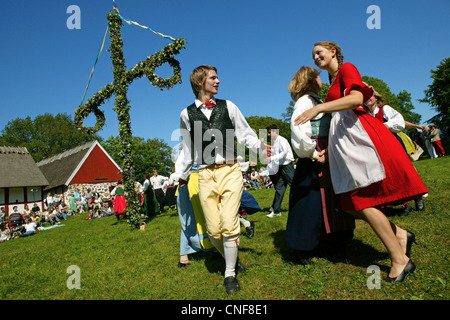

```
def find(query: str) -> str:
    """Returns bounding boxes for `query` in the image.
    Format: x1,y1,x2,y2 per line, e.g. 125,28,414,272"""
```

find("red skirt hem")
340,109,428,212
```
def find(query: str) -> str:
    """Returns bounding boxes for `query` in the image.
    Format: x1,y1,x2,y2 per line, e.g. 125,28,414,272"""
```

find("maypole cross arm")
74,12,186,134
74,12,186,229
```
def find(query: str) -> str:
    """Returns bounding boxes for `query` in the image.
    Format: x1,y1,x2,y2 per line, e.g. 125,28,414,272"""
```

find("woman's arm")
405,121,425,131
294,90,364,125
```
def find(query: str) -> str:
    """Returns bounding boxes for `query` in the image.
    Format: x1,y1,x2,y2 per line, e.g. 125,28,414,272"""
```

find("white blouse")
369,104,405,133
290,93,323,160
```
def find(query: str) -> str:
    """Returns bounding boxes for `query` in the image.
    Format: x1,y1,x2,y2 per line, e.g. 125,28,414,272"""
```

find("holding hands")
313,149,327,164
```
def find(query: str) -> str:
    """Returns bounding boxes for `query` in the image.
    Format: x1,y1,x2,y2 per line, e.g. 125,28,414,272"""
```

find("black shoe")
415,198,425,211
405,231,416,258
245,221,255,239
178,262,188,268
235,259,246,274
224,276,240,294
398,203,413,217
385,260,416,283
295,251,313,265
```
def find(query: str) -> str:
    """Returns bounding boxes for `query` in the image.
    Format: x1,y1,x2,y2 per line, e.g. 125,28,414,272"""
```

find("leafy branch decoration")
75,12,186,229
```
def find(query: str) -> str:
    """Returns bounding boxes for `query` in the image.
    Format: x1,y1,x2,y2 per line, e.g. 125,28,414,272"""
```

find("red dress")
325,63,428,211
113,186,127,214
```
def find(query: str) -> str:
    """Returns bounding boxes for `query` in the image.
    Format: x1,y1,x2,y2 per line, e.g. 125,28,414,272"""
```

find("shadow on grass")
109,208,179,226
270,229,389,271
186,246,261,277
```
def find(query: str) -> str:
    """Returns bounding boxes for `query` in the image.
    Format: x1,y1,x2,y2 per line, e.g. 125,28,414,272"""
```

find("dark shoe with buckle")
224,276,240,294
398,203,413,217
385,260,416,283
245,221,255,239
415,198,425,211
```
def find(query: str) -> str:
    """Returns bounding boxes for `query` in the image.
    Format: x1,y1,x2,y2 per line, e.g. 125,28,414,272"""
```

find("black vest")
186,99,237,165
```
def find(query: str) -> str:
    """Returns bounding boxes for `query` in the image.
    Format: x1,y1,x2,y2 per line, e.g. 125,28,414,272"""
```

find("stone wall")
66,182,118,199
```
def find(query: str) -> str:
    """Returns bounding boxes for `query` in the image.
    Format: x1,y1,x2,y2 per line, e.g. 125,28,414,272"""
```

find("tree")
242,116,291,169
0,113,102,162
101,135,173,183
420,57,450,129
362,76,421,125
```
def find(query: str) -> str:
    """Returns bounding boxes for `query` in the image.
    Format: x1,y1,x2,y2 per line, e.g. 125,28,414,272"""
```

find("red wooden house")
37,140,122,201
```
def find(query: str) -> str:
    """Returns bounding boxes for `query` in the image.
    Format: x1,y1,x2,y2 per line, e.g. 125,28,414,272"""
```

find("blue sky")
1,0,449,149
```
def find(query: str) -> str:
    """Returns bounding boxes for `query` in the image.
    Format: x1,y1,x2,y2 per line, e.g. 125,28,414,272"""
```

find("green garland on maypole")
74,11,186,229
108,12,140,229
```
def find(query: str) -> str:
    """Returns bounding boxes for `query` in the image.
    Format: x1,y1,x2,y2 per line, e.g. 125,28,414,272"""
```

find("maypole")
74,4,186,229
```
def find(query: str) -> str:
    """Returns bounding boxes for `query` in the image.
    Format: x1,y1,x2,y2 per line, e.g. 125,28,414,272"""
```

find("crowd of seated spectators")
242,166,273,191
0,189,115,242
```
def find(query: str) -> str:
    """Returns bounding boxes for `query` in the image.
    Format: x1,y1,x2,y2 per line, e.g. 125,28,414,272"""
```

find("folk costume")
141,178,159,217
150,174,167,212
368,104,408,153
180,98,261,280
111,184,126,218
286,93,354,253
368,103,426,213
266,132,295,216
429,126,446,157
175,150,213,263
325,63,427,211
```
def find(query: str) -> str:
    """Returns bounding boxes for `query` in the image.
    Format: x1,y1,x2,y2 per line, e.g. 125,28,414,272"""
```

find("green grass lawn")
0,156,449,301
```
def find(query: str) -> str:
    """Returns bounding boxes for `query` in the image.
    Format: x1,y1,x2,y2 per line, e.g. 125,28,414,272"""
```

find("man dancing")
178,65,266,294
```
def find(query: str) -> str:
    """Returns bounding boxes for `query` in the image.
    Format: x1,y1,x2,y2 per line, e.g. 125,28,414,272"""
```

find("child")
1,225,10,242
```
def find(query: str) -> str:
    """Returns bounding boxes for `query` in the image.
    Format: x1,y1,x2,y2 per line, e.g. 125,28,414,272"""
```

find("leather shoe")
415,198,425,211
224,276,240,294
385,260,416,283
398,203,412,217
405,231,416,258
245,221,255,239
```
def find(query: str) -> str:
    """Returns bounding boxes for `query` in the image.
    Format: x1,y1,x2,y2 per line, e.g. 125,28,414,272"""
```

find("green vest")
186,99,237,165
308,95,331,138
310,113,331,137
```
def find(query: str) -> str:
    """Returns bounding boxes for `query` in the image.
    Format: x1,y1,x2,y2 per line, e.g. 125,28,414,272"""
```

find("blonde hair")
288,66,321,101
190,65,217,97
313,41,344,82
372,90,386,107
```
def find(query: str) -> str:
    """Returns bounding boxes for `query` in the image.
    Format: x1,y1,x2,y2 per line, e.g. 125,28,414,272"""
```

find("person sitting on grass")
43,210,58,225
22,217,38,237
30,211,43,228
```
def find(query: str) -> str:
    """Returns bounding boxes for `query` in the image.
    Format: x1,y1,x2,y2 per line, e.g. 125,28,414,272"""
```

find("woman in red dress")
112,180,127,219
294,41,428,283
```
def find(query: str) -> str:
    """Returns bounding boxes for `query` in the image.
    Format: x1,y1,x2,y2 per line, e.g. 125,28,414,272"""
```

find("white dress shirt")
150,175,167,190
369,105,405,133
268,134,294,169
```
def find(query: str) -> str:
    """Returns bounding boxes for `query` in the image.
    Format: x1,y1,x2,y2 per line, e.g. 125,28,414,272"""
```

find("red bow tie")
204,99,216,108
